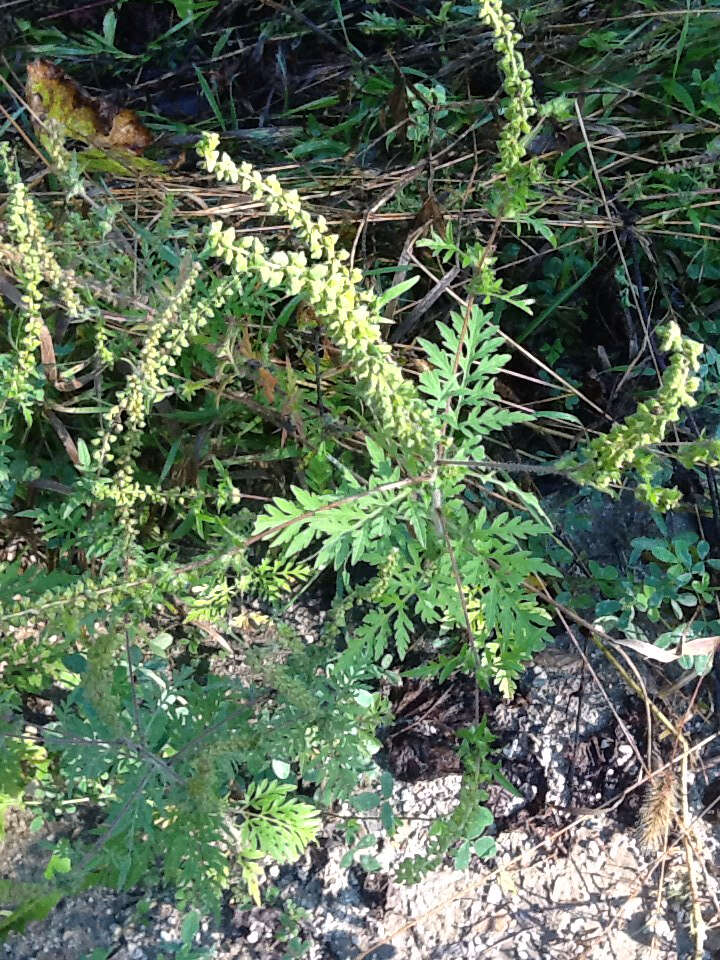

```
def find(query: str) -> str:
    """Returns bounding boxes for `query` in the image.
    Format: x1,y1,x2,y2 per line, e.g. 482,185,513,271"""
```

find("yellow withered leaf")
27,60,152,152
26,60,162,175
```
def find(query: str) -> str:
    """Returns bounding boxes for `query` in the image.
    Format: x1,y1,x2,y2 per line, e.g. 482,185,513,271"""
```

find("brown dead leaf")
26,60,152,153
38,322,57,384
36,320,95,392
235,326,280,404
238,325,256,360
296,302,320,329
381,74,409,143
43,408,79,466
258,366,278,404
281,355,306,444
412,193,445,232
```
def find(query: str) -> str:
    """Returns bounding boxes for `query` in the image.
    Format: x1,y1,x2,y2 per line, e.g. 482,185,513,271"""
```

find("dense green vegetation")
1,0,720,955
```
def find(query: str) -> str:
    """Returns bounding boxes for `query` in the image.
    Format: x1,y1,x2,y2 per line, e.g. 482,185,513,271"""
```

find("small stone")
652,917,672,940
551,874,576,903
586,840,601,859
486,882,503,906
491,913,510,933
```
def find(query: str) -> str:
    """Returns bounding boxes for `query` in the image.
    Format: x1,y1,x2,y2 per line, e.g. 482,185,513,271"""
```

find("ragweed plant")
0,142,83,418
477,0,541,211
568,322,704,510
0,117,559,932
2,0,720,946
197,131,439,463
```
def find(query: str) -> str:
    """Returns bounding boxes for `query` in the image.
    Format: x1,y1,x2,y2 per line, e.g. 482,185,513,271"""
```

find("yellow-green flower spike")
197,132,438,462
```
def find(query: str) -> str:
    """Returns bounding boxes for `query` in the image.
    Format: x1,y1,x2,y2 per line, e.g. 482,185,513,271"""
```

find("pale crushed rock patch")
268,636,720,960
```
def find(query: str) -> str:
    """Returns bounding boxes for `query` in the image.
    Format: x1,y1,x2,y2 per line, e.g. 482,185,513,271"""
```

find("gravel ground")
3,629,720,960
